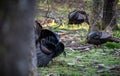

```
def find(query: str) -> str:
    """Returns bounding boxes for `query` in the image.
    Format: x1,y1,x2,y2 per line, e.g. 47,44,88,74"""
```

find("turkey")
68,10,89,25
34,21,65,67
86,31,120,46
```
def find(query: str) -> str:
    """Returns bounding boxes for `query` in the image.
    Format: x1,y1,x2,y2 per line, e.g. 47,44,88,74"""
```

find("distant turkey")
68,10,89,25
86,31,120,46
34,21,65,67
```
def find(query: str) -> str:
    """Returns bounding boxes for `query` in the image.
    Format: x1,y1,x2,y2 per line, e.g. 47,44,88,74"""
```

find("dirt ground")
58,29,93,52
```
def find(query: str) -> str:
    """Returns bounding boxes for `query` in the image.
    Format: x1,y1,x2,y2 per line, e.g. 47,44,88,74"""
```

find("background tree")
102,0,119,31
90,0,119,33
89,0,104,32
0,0,37,76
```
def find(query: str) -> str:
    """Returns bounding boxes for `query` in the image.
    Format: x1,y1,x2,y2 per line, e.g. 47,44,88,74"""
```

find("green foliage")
113,30,120,38
79,38,86,43
104,42,120,48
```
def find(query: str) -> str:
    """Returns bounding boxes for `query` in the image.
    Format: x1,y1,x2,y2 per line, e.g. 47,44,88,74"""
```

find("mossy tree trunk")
102,0,119,31
0,0,37,76
89,0,104,32
90,0,119,33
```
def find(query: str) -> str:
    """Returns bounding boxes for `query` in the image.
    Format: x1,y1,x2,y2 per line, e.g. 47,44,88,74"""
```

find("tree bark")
89,0,104,32
90,0,119,33
102,0,119,30
0,0,37,76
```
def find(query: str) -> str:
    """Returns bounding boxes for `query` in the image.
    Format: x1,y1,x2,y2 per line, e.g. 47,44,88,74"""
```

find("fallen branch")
66,45,93,50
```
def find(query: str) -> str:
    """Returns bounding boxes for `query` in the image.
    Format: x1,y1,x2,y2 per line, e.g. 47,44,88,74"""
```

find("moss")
113,30,120,38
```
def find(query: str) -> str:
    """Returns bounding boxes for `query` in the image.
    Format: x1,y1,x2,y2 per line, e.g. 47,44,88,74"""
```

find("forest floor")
37,1,120,76
38,25,120,76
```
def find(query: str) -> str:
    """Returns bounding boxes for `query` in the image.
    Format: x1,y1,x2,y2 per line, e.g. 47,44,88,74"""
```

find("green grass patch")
113,30,120,38
79,38,86,43
38,48,120,76
104,42,120,48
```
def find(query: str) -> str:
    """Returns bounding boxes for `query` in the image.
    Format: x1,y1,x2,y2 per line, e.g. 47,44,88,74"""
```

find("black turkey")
34,21,65,67
68,10,89,25
86,31,120,46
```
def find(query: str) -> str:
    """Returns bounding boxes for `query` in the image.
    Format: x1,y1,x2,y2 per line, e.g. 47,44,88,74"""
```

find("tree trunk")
102,0,119,31
0,0,37,76
89,0,104,32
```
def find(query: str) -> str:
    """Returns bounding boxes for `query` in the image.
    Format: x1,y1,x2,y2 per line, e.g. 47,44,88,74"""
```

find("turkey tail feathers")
108,37,120,43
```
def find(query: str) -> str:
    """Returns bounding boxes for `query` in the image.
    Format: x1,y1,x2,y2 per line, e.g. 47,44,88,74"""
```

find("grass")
37,23,120,76
37,2,120,76
38,47,120,76
104,42,120,48
113,30,120,38
37,17,120,76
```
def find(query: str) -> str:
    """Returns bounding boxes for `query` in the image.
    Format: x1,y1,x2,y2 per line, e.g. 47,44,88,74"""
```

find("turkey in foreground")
86,31,120,46
34,21,65,67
